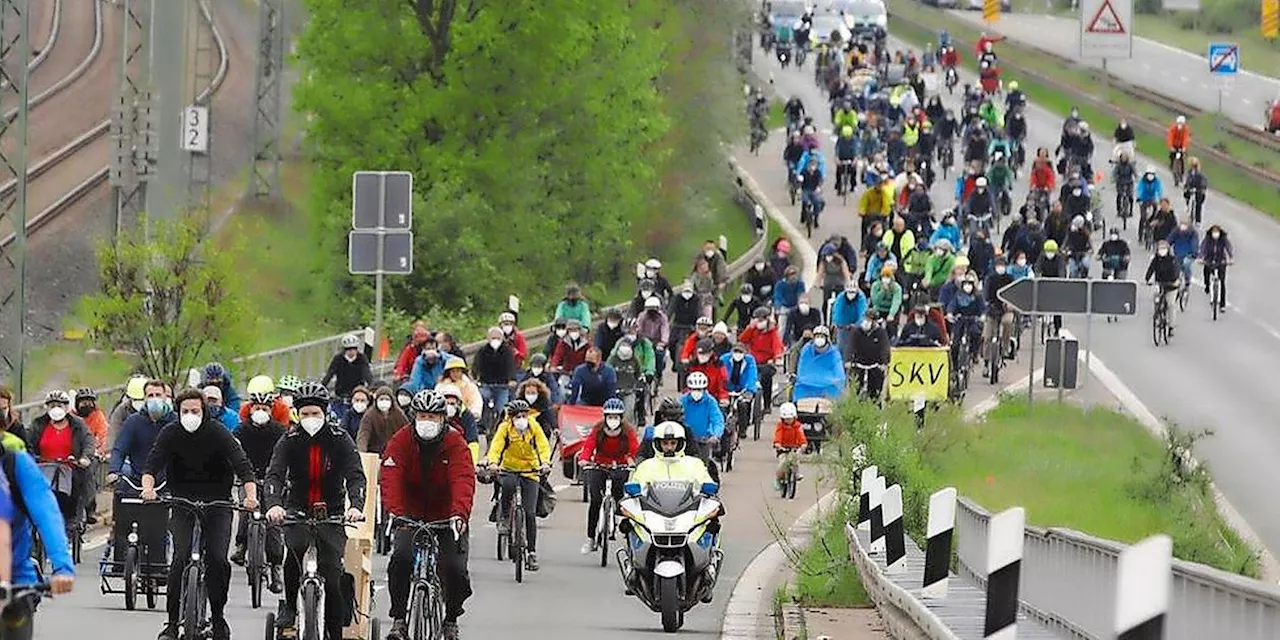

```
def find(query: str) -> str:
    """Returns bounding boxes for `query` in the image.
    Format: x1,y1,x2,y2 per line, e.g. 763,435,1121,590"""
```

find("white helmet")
975,176,988,188
1144,165,1156,175
779,402,798,420
644,258,662,270
498,311,516,324
1175,115,1186,125
687,371,709,390
436,383,462,400
653,421,687,457
644,296,661,309
341,334,361,349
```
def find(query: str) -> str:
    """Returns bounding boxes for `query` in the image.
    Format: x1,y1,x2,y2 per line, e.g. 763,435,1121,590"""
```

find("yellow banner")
984,0,1001,23
1265,0,1279,39
887,347,951,402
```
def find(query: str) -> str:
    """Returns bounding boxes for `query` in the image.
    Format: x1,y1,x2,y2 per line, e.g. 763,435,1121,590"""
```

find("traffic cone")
378,336,391,361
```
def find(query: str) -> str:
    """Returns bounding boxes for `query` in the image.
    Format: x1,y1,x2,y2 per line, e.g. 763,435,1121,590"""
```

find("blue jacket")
834,136,857,160
720,353,760,394
937,279,961,311
1136,176,1163,202
865,254,897,284
406,353,450,394
794,342,846,401
772,278,807,309
207,372,242,413
110,411,174,479
212,406,240,431
680,393,725,441
929,223,962,250
1167,227,1200,259
830,290,868,326
7,450,73,582
569,363,618,406
339,409,363,439
794,150,827,179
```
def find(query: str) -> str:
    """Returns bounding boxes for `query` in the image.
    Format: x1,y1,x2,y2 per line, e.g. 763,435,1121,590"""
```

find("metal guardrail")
953,496,1280,640
12,167,769,422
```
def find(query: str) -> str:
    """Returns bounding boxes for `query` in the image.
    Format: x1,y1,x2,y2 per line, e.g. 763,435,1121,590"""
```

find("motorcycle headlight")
305,557,318,574
127,532,138,544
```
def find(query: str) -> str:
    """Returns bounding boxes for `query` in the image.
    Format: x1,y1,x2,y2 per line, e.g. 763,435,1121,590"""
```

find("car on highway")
810,13,853,44
963,0,1013,11
838,0,888,39
767,0,807,27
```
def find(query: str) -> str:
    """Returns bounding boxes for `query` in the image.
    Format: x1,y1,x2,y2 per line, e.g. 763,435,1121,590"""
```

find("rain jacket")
925,252,957,288
720,353,761,395
486,418,552,479
929,223,961,250
794,342,846,401
772,278,807,309
554,298,592,326
1167,227,1200,260
406,352,448,393
773,419,808,450
5,449,74,583
831,290,868,327
679,392,725,441
869,279,904,318
795,149,828,179
1136,176,1163,203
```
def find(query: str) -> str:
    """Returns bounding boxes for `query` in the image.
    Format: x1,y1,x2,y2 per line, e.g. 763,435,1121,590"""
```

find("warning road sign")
1208,43,1239,75
1080,0,1133,58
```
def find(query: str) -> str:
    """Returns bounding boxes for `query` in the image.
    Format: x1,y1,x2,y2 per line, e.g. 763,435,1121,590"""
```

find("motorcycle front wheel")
660,576,682,633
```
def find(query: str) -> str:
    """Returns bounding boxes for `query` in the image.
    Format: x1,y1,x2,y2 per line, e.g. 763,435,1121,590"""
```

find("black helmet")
410,390,447,415
505,399,531,415
656,396,685,423
752,306,771,319
74,388,96,402
696,338,715,353
529,353,548,368
203,362,226,381
739,283,753,295
293,381,330,411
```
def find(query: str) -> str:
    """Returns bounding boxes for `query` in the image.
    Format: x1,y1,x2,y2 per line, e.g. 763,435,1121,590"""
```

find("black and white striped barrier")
1114,535,1172,640
868,475,887,555
983,507,1025,640
922,487,957,598
882,483,906,574
857,465,878,531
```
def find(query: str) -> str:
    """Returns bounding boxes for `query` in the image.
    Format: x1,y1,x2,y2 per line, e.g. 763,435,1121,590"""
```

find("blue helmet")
603,398,626,415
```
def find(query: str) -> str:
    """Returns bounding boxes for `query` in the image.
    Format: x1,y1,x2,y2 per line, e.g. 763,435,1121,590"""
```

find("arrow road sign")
997,278,1139,315
1208,43,1239,75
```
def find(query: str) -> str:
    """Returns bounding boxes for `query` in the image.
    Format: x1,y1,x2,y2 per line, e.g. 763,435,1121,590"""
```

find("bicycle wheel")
301,581,322,640
1178,286,1189,312
988,337,1001,385
247,522,264,609
181,568,202,640
408,585,430,640
598,506,611,568
513,506,525,584
1151,306,1161,346
123,546,138,611
1211,278,1220,321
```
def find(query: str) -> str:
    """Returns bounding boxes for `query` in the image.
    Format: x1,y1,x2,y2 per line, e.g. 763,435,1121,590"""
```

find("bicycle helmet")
528,353,548,369
44,390,71,405
1008,80,1019,91
656,397,685,423
125,375,148,401
653,421,687,457
75,388,96,402
687,371,709,390
293,381,330,411
696,316,713,328
739,283,753,296
645,258,662,270
498,311,516,324
779,402,798,420
752,306,771,319
340,334,361,349
436,383,462,400
603,398,626,415
505,399,531,415
644,296,661,310
975,176,988,187
443,358,467,372
1043,239,1060,253
277,375,303,393
813,325,831,338
696,338,715,354
246,375,275,395
247,392,275,407
410,390,447,415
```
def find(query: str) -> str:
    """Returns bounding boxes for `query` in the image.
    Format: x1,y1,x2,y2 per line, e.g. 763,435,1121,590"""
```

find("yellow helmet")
126,375,148,401
1044,239,1059,253
840,125,854,137
246,375,275,395
1008,80,1019,91
443,357,468,372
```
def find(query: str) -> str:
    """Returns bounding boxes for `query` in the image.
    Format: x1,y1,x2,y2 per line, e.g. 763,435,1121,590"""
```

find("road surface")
946,11,1280,131
751,18,1280,562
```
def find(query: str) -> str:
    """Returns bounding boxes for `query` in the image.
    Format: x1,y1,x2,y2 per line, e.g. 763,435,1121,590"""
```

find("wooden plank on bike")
350,453,380,542
342,537,373,639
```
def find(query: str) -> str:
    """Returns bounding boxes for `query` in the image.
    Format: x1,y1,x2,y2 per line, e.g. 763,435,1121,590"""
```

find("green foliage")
788,500,871,607
79,212,259,389
293,0,747,328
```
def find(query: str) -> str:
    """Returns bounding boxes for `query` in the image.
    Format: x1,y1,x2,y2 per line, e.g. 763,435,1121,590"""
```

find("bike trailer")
794,397,834,446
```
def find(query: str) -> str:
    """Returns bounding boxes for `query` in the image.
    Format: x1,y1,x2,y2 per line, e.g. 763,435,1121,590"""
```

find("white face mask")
488,339,502,350
641,289,653,299
697,354,710,363
568,331,581,341
1157,249,1169,256
605,416,622,432
352,401,368,414
755,263,765,271
531,366,544,376
415,419,443,440
690,390,705,401
799,303,811,313
376,398,392,412
915,317,927,326
996,265,1007,274
398,395,412,407
681,290,694,300
607,320,619,329
446,404,458,418
732,352,745,362
555,328,567,338
131,399,145,412
300,416,325,436
618,346,634,359
513,417,529,432
524,393,539,404
1016,259,1027,267
846,290,857,299
741,294,752,302
645,269,657,278
1211,232,1220,239
704,250,716,258
756,320,768,329
814,337,828,348
47,407,67,422
1045,252,1057,259
180,413,202,432
251,409,270,425
861,320,873,330
962,284,974,293
501,324,514,335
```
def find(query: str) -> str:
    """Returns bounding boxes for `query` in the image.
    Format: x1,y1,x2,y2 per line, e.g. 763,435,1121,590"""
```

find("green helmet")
840,125,854,137
277,375,303,393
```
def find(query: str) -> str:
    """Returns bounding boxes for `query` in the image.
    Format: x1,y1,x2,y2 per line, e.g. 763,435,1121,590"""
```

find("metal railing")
11,165,769,422
953,497,1280,640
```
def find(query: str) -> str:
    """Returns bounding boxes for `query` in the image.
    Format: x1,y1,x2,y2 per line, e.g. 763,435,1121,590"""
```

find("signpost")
349,171,415,365
1208,43,1239,114
1079,0,1132,107
997,278,1138,406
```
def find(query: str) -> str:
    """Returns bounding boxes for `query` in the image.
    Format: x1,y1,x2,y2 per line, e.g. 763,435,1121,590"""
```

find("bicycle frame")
163,497,242,640
279,512,352,640
393,517,455,640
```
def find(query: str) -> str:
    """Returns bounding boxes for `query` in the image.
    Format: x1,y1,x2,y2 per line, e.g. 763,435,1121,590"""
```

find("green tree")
79,212,258,388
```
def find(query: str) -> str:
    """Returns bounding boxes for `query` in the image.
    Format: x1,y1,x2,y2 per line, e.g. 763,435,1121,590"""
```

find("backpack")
1,450,30,518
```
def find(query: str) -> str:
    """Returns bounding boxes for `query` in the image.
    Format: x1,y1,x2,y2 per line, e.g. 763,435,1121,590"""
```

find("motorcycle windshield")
641,481,700,518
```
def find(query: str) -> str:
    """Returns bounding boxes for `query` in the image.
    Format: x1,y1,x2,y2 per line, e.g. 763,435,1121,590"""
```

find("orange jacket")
773,419,808,449
238,398,294,426
1166,124,1190,150
77,408,109,456
1029,159,1055,191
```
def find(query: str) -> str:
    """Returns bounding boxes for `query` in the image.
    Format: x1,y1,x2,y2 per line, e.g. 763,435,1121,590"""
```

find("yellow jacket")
630,453,714,489
858,184,894,218
486,417,551,478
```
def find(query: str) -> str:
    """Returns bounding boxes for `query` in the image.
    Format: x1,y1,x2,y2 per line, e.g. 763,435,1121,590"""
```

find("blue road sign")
1208,43,1239,75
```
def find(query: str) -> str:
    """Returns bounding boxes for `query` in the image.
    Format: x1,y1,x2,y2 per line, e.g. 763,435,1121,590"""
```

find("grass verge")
831,397,1261,577
786,501,871,607
888,1,1280,216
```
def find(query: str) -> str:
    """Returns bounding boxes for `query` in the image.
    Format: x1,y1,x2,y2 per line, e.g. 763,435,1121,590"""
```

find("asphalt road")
751,20,1280,561
946,10,1280,131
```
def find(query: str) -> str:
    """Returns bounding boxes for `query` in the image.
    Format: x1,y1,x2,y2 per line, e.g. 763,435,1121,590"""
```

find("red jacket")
679,330,711,363
738,324,784,367
393,342,425,380
505,330,529,369
551,339,589,373
577,423,640,465
975,35,1005,57
380,428,476,521
941,48,959,67
685,361,729,401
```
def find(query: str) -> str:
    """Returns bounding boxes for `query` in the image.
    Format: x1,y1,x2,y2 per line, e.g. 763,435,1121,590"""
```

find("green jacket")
903,246,930,275
869,280,904,318
925,253,956,288
554,299,592,326
609,337,656,382
986,163,1015,191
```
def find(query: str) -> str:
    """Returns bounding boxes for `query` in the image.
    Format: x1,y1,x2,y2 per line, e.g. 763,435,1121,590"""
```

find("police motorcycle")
616,479,724,633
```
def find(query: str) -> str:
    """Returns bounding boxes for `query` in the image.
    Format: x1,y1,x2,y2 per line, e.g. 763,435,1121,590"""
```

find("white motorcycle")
616,479,724,633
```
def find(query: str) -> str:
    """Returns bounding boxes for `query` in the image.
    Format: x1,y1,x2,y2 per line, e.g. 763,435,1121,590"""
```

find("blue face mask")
145,398,170,420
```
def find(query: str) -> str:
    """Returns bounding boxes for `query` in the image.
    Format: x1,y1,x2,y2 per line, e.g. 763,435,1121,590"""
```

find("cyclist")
277,374,303,411
1167,219,1200,291
484,400,551,572
356,386,410,455
680,372,726,464
551,319,591,383
1145,240,1183,336
28,390,94,532
1182,157,1208,226
108,380,173,483
783,96,806,131
946,275,986,362
577,398,639,554
437,383,482,462
772,402,807,489
595,309,626,360
264,382,367,639
519,353,563,405
797,157,827,228
1113,118,1136,160
1166,115,1191,170
73,388,109,524
794,325,845,401
1199,224,1233,310
982,256,1015,358
229,392,285,593
381,391,474,640
141,388,258,640
643,257,674,302
858,173,893,242
721,342,760,435
320,335,375,422
338,386,372,439
1099,228,1132,280
201,386,240,431
472,326,518,419
405,333,447,393
723,284,757,333
738,307,784,413
108,375,149,438
499,311,529,369
393,324,434,384
1135,166,1163,229
1064,216,1093,278
898,305,944,347
238,375,293,428
200,363,242,414
786,297,824,346
440,358,483,417
568,346,618,406
834,126,858,196
555,284,593,327
1028,147,1056,211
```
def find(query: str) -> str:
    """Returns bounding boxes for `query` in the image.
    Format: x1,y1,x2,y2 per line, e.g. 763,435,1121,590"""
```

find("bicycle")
107,477,170,611
800,188,818,238
1138,201,1157,250
1202,259,1230,321
582,462,632,568
0,583,53,639
727,391,755,442
836,159,855,204
35,458,84,566
390,517,458,640
787,169,799,206
161,495,248,640
1115,181,1134,229
938,140,954,179
495,470,540,584
849,362,885,403
1170,148,1186,187
268,508,358,640
244,510,270,610
985,312,1010,385
776,447,801,499
1185,189,1204,226
1152,284,1174,346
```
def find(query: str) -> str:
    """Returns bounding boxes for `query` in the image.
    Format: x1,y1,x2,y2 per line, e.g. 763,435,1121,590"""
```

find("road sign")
348,231,414,275
352,171,413,230
181,105,209,153
1080,0,1133,59
1091,280,1138,315
983,0,1000,23
997,278,1139,315
1044,337,1080,390
1208,43,1239,75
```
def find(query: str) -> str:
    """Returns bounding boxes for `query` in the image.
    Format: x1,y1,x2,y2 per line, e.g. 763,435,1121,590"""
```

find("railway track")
0,0,230,251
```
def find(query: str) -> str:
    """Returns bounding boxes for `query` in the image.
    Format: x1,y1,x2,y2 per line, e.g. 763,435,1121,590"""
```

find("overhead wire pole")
246,0,284,200
144,0,190,222
0,0,31,400
110,0,155,243
185,0,216,211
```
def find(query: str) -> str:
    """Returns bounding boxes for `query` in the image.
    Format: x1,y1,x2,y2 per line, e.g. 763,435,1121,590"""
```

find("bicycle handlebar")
279,515,353,527
161,496,248,513
0,583,52,607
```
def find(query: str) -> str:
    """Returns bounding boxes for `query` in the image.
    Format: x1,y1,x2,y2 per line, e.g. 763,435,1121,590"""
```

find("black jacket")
234,419,286,479
144,419,256,501
668,295,701,328
594,321,625,358
897,320,943,347
264,425,366,514
846,325,891,365
28,414,94,461
1146,255,1180,284
470,344,517,385
322,354,374,398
